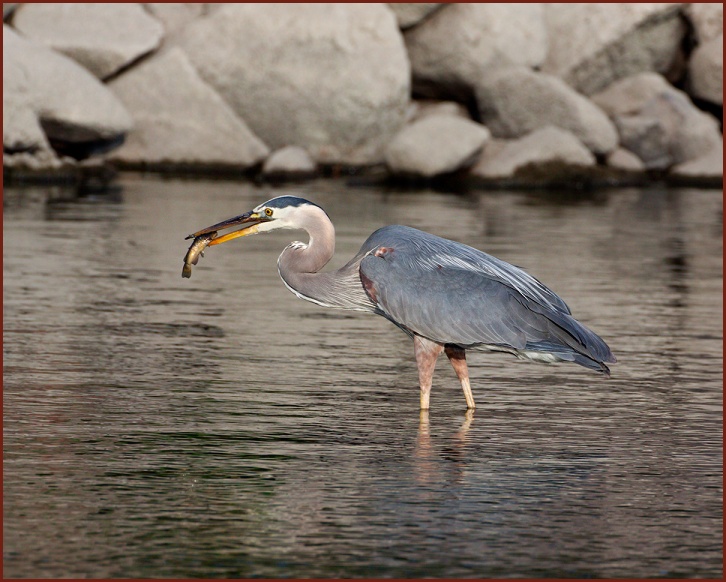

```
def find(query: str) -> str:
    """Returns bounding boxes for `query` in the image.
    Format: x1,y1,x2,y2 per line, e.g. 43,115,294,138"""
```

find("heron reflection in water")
186,196,616,410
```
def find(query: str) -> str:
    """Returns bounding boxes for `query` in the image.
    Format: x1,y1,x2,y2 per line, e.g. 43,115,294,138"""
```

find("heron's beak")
186,211,271,245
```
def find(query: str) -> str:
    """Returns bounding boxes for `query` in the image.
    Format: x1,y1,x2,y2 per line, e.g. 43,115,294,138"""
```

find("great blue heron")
186,195,616,410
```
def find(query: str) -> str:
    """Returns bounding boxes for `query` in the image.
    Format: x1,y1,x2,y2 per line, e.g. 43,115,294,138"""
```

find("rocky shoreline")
3,4,723,189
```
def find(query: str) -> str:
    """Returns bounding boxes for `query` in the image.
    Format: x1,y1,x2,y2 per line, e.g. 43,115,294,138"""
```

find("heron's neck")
277,212,371,311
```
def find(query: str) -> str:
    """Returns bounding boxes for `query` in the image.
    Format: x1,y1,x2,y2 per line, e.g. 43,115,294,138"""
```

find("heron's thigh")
413,336,444,376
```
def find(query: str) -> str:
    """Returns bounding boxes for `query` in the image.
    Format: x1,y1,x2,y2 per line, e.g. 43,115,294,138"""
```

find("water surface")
3,177,722,577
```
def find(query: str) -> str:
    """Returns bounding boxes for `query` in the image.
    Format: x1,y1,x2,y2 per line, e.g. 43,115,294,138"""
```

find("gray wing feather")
357,226,615,366
356,225,572,315
362,255,532,348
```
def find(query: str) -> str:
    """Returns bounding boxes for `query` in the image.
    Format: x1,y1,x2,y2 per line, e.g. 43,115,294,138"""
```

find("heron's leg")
413,336,444,410
445,346,476,409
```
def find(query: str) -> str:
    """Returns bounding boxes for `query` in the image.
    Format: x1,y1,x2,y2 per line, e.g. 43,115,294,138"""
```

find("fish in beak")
182,210,272,278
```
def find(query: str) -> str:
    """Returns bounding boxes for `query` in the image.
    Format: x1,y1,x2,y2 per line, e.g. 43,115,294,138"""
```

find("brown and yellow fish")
182,232,217,278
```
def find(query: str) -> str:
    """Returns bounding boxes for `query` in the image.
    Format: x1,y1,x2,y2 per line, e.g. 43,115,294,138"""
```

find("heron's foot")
462,378,476,410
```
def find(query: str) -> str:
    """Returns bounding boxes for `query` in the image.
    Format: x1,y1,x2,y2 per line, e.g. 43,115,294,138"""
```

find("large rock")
177,4,410,166
475,67,618,155
404,4,547,94
592,72,722,169
606,147,646,171
3,100,50,154
543,4,686,95
386,3,442,29
108,48,268,168
472,126,595,179
686,3,723,43
688,34,723,105
13,3,164,80
3,25,132,147
385,115,490,178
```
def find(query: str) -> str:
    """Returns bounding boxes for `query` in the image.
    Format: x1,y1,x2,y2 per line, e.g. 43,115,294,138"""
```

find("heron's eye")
265,208,273,217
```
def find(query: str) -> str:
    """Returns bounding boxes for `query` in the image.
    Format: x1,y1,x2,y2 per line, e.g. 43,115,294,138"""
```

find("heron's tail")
523,303,617,375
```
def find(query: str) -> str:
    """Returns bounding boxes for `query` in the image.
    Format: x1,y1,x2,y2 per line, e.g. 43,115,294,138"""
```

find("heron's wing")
356,225,572,316
358,230,615,366
361,254,535,348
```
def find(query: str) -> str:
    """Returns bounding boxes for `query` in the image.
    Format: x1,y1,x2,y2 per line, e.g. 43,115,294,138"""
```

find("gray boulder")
543,4,685,95
108,48,268,168
685,3,723,43
404,4,547,92
688,34,723,105
3,25,132,148
592,72,722,169
178,4,410,166
262,146,317,180
13,3,164,80
385,115,490,178
475,67,618,155
387,3,442,29
472,126,595,179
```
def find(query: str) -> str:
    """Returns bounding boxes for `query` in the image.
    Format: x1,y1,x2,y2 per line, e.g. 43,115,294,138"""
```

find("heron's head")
187,196,327,246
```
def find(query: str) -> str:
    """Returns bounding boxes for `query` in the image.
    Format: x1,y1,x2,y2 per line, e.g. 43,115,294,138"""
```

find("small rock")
385,115,490,178
670,141,723,179
472,126,595,179
543,4,685,95
13,3,164,80
686,3,723,43
178,4,410,165
404,4,547,93
386,3,442,29
475,67,618,155
262,146,317,180
108,48,269,168
592,72,722,168
3,149,66,170
606,147,646,171
3,25,132,149
688,34,723,106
